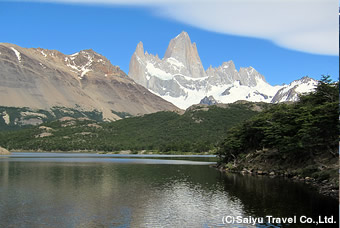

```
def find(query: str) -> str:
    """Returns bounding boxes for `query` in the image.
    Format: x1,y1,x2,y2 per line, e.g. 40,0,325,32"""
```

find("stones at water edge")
215,163,339,200
0,146,10,155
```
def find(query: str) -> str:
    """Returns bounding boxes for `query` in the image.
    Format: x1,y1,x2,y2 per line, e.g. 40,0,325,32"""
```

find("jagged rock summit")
0,43,179,120
199,96,218,106
163,31,206,78
129,31,318,109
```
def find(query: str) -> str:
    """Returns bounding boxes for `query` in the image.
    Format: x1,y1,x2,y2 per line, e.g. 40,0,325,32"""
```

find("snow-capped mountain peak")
163,31,205,78
271,77,318,103
128,32,318,109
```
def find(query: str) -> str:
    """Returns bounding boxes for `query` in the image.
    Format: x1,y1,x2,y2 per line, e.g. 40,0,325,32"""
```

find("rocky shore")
0,146,11,155
214,163,339,200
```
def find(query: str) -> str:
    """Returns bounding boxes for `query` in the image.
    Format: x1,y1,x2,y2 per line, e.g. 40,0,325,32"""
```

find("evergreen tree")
218,76,339,163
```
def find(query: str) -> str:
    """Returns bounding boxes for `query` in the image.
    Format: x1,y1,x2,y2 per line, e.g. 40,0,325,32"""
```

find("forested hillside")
0,102,267,153
217,76,339,196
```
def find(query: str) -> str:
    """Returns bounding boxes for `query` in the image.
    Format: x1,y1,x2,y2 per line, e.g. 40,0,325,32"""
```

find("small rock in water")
257,170,263,175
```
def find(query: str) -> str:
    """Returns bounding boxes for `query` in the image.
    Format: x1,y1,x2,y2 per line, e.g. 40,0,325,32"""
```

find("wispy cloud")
160,0,338,55
17,0,339,55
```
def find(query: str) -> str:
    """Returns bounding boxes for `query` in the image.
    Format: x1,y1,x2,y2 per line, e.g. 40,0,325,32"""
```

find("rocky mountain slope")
0,43,179,120
128,31,318,109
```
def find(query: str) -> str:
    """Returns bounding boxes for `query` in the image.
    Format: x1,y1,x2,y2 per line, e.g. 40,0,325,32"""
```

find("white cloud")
159,0,338,55
18,0,339,55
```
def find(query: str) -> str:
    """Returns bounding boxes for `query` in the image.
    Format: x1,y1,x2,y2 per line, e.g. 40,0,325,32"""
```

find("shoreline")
8,149,215,156
213,163,339,201
6,149,338,200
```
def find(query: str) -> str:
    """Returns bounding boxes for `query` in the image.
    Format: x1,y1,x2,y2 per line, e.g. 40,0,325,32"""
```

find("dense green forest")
217,76,339,185
0,102,267,153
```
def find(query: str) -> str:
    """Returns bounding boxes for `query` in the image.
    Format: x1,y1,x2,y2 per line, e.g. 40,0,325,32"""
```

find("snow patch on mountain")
146,62,173,80
64,51,95,79
11,47,21,62
40,50,47,57
166,57,185,69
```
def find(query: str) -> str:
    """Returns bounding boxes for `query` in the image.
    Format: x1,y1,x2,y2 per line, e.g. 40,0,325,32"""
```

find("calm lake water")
0,152,338,228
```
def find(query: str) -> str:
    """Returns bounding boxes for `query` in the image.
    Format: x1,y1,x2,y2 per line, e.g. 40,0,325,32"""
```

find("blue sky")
0,1,338,85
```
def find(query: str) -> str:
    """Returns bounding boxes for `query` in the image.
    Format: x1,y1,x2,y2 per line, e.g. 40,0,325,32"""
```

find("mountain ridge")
0,42,179,120
128,31,318,109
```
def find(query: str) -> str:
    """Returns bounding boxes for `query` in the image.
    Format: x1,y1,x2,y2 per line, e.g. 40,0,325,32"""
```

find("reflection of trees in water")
0,163,232,227
0,162,338,227
219,173,339,227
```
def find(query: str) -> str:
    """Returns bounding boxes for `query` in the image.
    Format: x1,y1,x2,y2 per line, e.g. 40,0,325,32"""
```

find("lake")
0,152,338,227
